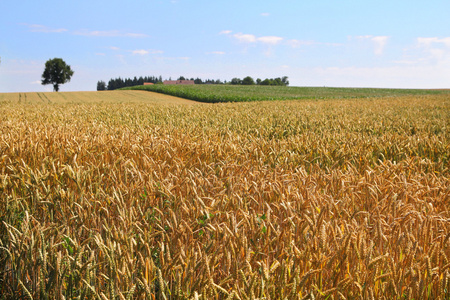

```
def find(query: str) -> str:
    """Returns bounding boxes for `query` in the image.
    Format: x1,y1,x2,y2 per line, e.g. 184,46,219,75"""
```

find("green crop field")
0,90,449,299
125,84,450,103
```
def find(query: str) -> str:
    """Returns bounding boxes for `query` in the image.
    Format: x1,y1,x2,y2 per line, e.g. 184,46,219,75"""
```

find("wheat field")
0,90,199,105
0,91,449,299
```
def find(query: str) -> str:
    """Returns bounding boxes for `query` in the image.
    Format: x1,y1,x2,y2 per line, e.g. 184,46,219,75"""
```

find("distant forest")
97,76,289,90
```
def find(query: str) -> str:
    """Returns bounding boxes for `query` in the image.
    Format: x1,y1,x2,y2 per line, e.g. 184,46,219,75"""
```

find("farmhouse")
163,80,195,85
143,82,154,85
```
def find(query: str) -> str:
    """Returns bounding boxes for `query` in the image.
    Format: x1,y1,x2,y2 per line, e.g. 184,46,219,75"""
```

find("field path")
0,90,202,105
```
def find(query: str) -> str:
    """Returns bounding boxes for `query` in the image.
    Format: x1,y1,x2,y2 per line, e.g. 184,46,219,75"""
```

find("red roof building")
163,80,195,85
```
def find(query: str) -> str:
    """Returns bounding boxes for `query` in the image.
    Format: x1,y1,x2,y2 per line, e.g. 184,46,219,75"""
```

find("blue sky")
1,0,450,92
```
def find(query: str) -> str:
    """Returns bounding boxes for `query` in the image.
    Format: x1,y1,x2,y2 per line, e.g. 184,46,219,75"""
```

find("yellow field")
0,92,449,299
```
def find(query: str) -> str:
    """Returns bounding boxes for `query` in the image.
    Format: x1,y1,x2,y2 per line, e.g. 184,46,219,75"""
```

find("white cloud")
393,59,422,65
207,51,226,55
417,37,438,48
132,49,149,55
354,35,373,40
261,13,270,17
372,36,389,55
354,35,389,55
224,31,337,49
24,24,67,33
231,32,283,45
110,46,120,50
257,36,283,45
415,37,450,64
233,33,257,43
429,48,446,60
417,37,450,48
131,49,164,55
287,39,315,48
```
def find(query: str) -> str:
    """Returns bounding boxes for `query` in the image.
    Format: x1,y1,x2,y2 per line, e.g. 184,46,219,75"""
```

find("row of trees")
179,77,223,85
98,75,289,90
97,76,225,90
97,76,163,91
230,76,289,86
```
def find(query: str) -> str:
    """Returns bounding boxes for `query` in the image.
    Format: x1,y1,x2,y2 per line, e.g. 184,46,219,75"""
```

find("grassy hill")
124,84,450,103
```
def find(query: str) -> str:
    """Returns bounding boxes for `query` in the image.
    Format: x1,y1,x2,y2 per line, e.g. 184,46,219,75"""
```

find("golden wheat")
0,92,448,299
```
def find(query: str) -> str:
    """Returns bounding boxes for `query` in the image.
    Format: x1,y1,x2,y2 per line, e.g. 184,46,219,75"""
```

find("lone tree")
41,58,74,92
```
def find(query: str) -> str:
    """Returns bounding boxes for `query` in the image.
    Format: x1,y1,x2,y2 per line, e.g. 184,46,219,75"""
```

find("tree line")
97,76,223,90
97,76,163,91
97,75,289,90
231,76,289,86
